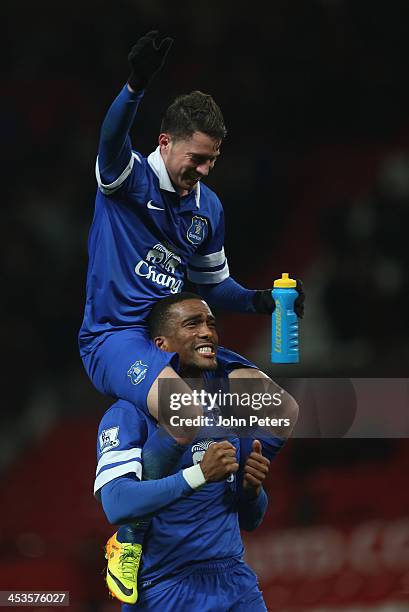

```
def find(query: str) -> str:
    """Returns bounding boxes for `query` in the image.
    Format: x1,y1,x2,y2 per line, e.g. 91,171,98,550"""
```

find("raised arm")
98,31,173,184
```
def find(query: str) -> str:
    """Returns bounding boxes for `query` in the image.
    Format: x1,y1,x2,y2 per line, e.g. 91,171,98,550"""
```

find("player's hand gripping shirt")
79,144,229,357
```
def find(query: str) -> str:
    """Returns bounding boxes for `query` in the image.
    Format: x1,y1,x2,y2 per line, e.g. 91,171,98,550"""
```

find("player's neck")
173,183,189,198
179,366,205,383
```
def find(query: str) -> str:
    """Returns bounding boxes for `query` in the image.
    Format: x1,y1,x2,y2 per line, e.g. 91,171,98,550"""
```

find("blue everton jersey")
79,146,229,356
95,400,244,593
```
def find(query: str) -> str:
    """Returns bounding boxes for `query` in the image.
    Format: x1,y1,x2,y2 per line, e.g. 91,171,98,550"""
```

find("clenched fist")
200,441,239,482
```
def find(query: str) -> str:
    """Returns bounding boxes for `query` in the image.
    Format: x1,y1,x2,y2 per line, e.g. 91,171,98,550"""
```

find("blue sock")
117,522,149,545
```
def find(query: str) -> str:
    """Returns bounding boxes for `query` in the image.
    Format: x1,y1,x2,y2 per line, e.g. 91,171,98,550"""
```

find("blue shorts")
124,559,267,611
82,328,257,415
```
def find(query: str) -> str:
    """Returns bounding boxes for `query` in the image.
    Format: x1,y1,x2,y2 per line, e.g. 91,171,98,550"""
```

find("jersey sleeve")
237,486,268,531
95,150,145,196
187,198,230,284
95,84,146,196
94,399,147,497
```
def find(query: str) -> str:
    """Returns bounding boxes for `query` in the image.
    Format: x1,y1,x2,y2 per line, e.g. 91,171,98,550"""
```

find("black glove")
128,30,173,91
253,279,305,318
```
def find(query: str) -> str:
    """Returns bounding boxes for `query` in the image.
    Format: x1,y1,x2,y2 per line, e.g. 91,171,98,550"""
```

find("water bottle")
271,273,299,363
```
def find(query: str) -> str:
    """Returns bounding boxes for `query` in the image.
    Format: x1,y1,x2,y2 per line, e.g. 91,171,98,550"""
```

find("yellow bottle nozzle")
273,272,297,288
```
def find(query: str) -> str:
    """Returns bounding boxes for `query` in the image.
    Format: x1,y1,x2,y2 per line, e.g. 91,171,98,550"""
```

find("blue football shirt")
79,146,230,357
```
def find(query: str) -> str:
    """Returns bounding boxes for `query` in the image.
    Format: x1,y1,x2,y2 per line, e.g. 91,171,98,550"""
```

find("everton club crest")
187,215,208,245
127,360,148,385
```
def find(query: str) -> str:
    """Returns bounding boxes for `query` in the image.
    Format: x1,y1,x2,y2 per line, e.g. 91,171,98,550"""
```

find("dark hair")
160,91,227,141
148,292,203,338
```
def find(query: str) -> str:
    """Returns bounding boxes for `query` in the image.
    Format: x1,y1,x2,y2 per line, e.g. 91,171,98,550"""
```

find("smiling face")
153,298,218,373
159,131,221,195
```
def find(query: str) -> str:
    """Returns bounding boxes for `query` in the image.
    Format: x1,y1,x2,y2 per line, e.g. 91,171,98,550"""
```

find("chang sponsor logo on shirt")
134,242,183,294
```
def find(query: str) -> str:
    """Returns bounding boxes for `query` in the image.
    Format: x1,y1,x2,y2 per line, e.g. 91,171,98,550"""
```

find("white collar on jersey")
147,146,201,209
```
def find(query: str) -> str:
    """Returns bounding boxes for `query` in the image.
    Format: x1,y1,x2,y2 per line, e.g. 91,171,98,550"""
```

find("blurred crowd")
320,153,409,375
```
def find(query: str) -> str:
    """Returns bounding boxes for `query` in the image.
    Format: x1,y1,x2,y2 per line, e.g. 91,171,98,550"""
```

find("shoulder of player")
199,184,224,217
99,398,148,429
199,182,221,203
130,149,146,167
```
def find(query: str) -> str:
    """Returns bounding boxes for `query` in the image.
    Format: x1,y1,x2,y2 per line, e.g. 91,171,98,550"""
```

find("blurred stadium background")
2,1,409,609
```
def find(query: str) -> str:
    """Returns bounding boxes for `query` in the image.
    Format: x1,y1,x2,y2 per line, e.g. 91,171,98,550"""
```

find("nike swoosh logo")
107,569,134,597
147,200,165,211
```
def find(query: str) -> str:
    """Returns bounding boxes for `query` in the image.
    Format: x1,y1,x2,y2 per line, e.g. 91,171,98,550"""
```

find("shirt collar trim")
147,146,200,208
